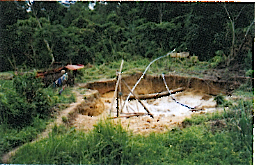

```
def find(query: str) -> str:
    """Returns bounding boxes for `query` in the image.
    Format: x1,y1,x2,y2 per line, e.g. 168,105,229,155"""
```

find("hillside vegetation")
0,2,253,72
0,2,253,164
0,58,253,164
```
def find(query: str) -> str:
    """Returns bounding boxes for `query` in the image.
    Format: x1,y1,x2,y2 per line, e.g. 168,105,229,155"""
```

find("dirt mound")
75,90,105,117
76,98,104,117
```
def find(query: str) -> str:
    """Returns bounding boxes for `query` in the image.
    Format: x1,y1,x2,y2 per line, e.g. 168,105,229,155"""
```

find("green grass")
78,57,210,83
0,117,47,158
45,86,76,105
0,80,13,92
10,111,252,164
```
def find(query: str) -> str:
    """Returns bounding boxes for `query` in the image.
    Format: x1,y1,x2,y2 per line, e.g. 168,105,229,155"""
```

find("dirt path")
1,85,85,164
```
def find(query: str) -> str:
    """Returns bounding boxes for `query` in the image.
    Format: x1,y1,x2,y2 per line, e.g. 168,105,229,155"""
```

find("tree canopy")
0,2,253,71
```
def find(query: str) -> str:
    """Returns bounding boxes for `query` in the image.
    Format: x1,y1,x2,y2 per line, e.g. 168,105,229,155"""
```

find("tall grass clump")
84,120,130,164
11,120,130,164
225,99,253,156
182,97,253,164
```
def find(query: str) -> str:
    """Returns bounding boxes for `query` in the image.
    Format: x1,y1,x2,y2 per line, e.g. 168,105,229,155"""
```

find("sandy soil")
72,88,222,135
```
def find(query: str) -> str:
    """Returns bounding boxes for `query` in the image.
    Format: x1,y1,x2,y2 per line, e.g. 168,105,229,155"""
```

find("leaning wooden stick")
122,49,176,112
122,79,154,118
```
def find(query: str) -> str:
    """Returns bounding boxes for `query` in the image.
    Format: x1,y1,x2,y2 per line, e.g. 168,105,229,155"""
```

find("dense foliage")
0,75,76,159
0,2,253,71
0,73,50,128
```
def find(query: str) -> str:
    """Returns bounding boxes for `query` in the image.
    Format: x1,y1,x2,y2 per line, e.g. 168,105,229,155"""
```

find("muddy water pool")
99,89,224,134
103,89,218,117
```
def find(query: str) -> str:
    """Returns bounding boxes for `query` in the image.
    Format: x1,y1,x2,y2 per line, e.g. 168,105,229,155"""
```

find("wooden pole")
119,67,123,113
110,60,124,115
116,75,119,117
122,79,154,118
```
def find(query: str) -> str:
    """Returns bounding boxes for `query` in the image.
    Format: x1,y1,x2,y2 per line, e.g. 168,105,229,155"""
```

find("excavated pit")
73,73,247,134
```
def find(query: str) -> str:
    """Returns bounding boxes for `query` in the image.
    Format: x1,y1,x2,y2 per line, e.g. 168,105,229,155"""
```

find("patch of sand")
72,89,221,135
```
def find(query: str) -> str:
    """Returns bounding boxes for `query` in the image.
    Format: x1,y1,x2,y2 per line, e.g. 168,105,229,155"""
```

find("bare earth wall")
84,73,249,96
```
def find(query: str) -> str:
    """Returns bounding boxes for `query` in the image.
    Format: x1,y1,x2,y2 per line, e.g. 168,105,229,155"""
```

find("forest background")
0,2,253,72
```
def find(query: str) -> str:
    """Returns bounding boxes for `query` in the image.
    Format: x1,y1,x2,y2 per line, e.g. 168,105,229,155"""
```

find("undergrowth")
0,74,76,161
0,117,47,159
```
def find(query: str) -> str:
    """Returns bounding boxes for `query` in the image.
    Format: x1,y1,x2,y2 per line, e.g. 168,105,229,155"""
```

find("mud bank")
84,73,247,96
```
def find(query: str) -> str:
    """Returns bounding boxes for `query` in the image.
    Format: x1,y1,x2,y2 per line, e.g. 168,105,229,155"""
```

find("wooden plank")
190,109,205,112
128,87,185,100
120,112,147,115
108,113,147,119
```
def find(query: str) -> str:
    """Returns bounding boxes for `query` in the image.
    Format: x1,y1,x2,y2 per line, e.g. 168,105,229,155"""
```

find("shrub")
210,55,223,68
0,90,35,128
0,73,51,128
86,120,129,164
245,69,254,78
244,51,253,70
14,72,51,116
214,94,225,106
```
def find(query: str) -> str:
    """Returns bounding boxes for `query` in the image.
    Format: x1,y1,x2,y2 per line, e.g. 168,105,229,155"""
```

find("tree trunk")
223,4,248,66
223,4,235,66
32,6,55,67
43,38,55,66
237,19,254,54
157,3,164,24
